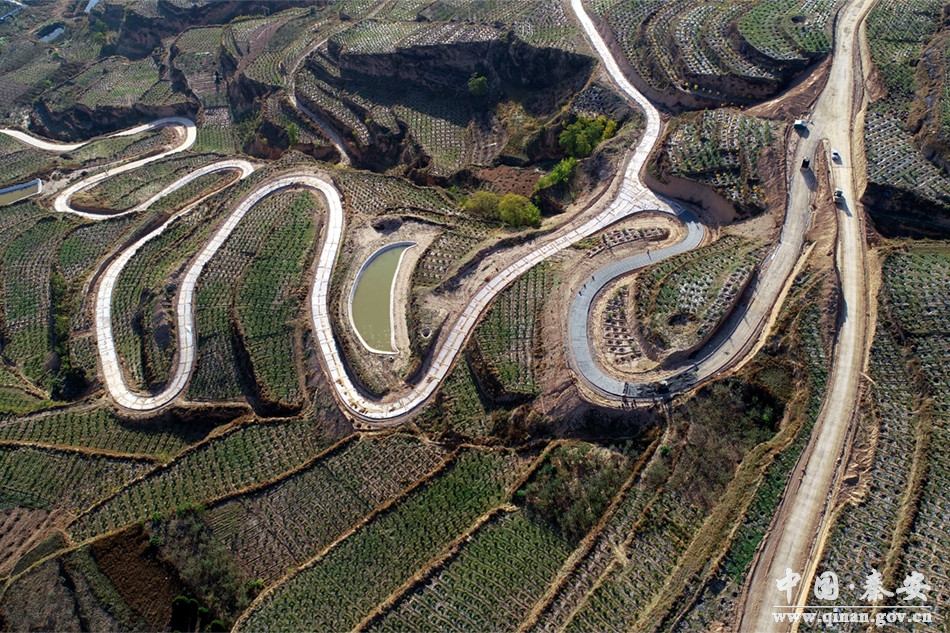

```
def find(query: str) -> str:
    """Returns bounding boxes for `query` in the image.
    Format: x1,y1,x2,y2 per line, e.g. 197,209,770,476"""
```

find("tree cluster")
463,191,540,228
559,115,618,158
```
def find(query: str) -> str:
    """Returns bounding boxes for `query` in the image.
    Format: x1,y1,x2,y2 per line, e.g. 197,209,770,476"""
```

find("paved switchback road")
568,1,816,400
738,0,875,628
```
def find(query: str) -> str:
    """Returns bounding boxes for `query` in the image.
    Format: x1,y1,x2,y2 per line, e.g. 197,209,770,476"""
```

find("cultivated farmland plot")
583,0,842,100
190,189,317,403
633,235,762,355
2,215,77,382
236,449,527,633
0,405,212,460
0,445,153,514
207,434,448,583
70,418,325,542
872,249,950,623
663,109,777,210
368,509,574,633
474,263,559,396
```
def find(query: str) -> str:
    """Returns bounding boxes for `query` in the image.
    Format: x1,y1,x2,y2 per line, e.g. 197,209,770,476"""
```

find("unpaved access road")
738,0,875,628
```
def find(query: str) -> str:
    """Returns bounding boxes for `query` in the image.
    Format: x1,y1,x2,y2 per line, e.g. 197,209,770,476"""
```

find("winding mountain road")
3,0,693,420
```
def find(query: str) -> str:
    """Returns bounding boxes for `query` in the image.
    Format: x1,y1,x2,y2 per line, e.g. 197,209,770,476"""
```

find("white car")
831,149,841,162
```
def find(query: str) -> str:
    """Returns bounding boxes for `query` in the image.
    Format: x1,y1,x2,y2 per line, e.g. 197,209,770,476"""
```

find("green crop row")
0,445,153,514
207,434,448,582
239,448,525,633
70,418,325,541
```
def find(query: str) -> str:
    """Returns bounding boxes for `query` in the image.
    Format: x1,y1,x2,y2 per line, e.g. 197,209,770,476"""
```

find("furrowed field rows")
721,303,829,582
3,215,77,382
664,110,776,210
245,14,335,88
110,194,224,392
333,170,457,217
529,486,652,632
563,491,707,632
433,360,492,438
0,405,212,461
882,248,950,625
72,153,223,213
368,509,574,633
600,286,643,365
0,445,153,513
296,70,372,146
71,418,324,541
634,235,761,354
584,0,839,99
58,216,137,282
237,448,528,633
0,129,169,189
236,191,318,408
172,26,228,108
0,387,51,416
817,330,920,632
207,434,448,582
189,189,319,403
412,222,493,287
474,263,558,396
195,107,239,154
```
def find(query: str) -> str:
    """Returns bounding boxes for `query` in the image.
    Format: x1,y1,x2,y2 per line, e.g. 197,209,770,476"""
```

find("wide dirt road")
738,0,875,629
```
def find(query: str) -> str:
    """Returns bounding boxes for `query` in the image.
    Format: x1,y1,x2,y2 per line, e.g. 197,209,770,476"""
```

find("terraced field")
473,263,559,397
632,235,762,357
584,0,843,102
660,109,779,213
236,448,527,632
71,418,325,541
207,434,448,582
862,0,950,234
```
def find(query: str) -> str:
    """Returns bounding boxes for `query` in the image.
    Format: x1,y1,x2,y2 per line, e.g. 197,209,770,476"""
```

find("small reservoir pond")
0,180,41,206
350,242,414,354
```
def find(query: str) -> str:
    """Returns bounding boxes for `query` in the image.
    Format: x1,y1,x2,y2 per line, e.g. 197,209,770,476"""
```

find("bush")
463,190,500,219
536,157,577,191
522,444,628,542
468,73,488,97
498,193,540,228
559,115,617,158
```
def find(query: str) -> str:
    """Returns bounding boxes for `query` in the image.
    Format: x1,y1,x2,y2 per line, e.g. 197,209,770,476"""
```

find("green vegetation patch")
0,405,215,461
634,235,762,354
239,449,524,633
521,443,629,542
207,434,448,583
368,510,574,633
0,445,153,513
473,262,558,397
659,109,778,214
71,418,324,541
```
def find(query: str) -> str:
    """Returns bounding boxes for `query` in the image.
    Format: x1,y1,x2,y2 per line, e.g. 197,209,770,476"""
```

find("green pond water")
0,181,40,206
351,244,412,353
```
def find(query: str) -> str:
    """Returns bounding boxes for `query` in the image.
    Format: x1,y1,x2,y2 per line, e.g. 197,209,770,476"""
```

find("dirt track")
737,0,875,628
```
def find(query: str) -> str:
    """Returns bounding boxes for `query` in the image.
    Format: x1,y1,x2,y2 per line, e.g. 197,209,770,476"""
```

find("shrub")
559,115,616,158
522,444,628,542
498,193,540,227
468,73,488,97
463,190,500,219
536,157,577,191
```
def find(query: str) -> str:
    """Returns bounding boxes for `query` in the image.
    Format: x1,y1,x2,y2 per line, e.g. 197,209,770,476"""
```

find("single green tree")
463,190,500,219
286,122,299,146
498,193,540,227
468,73,488,97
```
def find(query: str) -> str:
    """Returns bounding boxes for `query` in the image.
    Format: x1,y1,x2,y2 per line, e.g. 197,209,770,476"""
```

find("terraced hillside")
861,0,950,236
583,0,844,105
